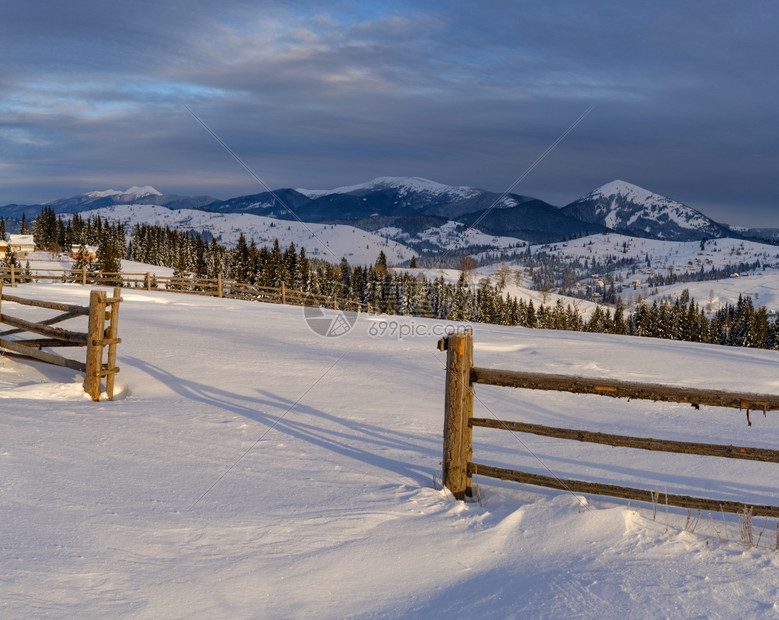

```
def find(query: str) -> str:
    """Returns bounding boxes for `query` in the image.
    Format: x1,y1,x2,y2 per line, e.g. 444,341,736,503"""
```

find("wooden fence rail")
0,282,122,400
439,331,779,517
0,267,371,313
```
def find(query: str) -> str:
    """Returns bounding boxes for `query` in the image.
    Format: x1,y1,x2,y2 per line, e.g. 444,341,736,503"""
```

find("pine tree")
95,228,121,281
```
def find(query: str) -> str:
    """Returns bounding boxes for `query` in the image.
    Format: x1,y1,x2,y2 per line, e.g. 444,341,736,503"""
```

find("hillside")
73,204,416,266
2,284,778,617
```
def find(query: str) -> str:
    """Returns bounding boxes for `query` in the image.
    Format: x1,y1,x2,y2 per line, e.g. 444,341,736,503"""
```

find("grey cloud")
1,0,778,226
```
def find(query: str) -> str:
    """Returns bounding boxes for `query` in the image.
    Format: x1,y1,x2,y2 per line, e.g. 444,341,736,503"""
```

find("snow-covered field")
2,283,779,618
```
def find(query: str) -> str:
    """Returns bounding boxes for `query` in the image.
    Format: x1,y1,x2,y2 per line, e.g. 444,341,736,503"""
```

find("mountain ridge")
1,177,761,245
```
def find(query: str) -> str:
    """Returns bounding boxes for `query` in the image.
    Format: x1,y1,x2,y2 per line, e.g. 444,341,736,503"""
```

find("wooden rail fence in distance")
0,282,122,400
438,331,779,517
0,267,370,313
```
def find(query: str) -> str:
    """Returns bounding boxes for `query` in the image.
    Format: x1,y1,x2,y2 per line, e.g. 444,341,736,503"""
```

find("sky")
1,0,777,227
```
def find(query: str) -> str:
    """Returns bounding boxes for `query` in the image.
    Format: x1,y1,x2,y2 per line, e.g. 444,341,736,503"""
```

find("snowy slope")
297,176,481,201
83,185,163,200
529,233,779,305
563,181,730,240
2,283,779,617
639,273,779,316
535,233,779,272
74,204,416,265
378,220,527,257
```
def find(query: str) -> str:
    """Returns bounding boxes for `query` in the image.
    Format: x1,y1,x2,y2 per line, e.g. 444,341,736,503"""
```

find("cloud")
0,0,777,226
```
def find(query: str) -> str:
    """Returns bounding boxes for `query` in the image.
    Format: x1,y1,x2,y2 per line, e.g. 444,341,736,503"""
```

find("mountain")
196,177,592,246
730,227,779,245
1,177,752,255
199,189,312,218
457,198,603,243
0,186,219,219
297,176,534,219
561,180,732,241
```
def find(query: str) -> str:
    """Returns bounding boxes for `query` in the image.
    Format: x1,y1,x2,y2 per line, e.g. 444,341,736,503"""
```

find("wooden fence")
0,282,122,400
0,266,369,313
439,330,779,517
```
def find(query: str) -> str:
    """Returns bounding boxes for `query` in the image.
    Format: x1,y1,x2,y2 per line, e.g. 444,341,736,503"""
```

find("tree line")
24,210,779,351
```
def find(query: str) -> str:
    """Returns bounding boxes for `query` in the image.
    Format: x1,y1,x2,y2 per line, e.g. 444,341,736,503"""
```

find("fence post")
10,264,15,287
441,329,474,500
81,266,87,286
103,287,122,400
217,274,223,298
145,272,151,291
84,289,107,401
281,281,286,305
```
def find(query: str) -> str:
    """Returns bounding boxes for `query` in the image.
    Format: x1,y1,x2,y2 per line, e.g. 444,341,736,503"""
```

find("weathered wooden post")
10,264,15,287
145,272,151,291
103,288,122,400
440,329,474,500
84,290,107,400
281,281,286,305
217,274,223,298
84,288,123,401
81,266,87,286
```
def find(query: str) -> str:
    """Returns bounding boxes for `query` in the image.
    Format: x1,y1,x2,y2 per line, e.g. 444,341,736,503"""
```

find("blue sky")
1,0,777,226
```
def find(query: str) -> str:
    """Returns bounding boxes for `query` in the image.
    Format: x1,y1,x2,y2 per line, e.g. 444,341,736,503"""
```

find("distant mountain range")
2,177,776,251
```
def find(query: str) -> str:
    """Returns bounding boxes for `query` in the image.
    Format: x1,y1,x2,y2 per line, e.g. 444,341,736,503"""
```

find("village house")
8,234,35,257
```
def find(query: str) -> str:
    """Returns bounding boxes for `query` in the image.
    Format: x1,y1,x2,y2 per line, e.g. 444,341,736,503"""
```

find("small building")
0,239,8,258
8,234,35,256
71,245,98,262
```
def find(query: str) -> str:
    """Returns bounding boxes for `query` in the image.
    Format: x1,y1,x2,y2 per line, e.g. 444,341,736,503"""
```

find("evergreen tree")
32,206,59,250
95,228,121,280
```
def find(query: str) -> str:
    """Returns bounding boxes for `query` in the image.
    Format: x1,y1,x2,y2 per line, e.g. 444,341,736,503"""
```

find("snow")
297,176,479,201
70,204,416,266
84,186,162,199
2,282,779,617
640,272,779,315
584,181,716,234
591,180,660,206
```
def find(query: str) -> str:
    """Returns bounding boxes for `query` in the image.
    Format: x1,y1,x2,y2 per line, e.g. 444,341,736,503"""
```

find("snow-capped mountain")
9,186,221,217
83,185,162,200
1,177,752,256
297,176,481,202
562,180,731,241
208,176,526,220
203,177,595,243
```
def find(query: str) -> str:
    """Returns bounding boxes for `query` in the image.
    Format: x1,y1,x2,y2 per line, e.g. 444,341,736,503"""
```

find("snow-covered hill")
2,284,778,617
563,180,731,241
536,233,779,274
74,204,416,265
